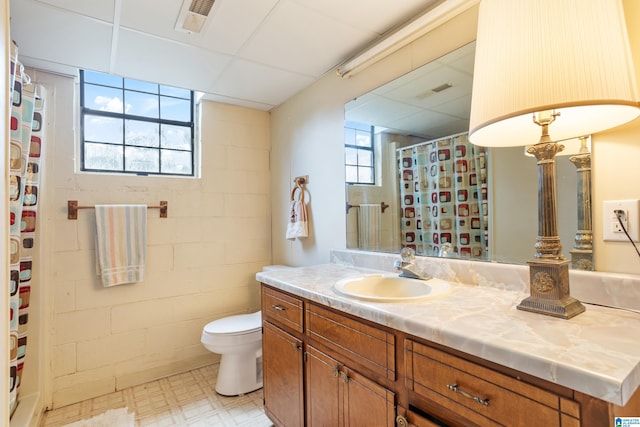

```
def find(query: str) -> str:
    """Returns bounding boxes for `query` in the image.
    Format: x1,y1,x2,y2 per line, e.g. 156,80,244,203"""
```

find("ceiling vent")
175,0,216,34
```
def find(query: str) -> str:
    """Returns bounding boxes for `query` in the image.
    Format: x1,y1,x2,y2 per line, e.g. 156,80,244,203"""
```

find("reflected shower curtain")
399,133,489,259
9,42,45,417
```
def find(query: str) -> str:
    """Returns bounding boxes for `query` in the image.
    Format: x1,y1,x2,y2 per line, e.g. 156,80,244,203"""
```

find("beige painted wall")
271,2,640,276
271,6,480,267
32,70,271,408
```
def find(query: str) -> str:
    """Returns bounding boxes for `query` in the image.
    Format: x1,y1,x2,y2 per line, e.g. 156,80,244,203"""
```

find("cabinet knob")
271,304,286,311
339,371,349,384
446,383,490,407
395,415,409,427
292,343,301,352
332,366,340,378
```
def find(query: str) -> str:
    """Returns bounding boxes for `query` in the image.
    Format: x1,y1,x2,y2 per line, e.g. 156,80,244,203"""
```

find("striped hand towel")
95,204,147,287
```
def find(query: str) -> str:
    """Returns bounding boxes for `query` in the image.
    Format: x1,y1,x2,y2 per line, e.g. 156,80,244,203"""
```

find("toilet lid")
203,312,261,335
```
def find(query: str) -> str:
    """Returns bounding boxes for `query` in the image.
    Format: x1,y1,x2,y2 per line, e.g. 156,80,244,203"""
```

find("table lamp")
468,0,640,318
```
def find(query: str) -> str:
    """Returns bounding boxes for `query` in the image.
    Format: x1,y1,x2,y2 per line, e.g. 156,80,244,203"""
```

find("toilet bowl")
201,311,263,396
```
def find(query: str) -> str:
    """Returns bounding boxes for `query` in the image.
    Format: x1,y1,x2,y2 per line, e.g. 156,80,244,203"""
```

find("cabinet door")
263,321,304,427
343,366,395,427
306,345,341,426
307,345,395,427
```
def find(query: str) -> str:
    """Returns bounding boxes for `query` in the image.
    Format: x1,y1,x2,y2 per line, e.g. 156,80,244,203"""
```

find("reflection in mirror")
344,41,593,269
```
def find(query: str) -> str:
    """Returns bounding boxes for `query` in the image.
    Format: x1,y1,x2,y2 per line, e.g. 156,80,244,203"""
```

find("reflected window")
80,70,195,176
344,121,374,185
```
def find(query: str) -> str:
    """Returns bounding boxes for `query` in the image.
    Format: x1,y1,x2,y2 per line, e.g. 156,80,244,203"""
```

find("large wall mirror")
344,41,593,269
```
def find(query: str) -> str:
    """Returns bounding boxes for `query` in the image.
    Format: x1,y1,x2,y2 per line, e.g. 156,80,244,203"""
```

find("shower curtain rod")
67,200,168,220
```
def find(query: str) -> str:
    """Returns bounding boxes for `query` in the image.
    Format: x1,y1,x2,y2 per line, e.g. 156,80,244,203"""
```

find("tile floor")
40,364,273,427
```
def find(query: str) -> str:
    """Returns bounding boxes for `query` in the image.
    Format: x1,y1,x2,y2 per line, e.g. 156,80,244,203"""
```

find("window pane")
125,120,159,147
344,128,355,145
161,124,191,150
125,90,159,118
355,130,371,147
84,142,123,171
358,167,373,183
345,147,358,165
84,85,124,113
160,85,190,99
124,78,158,94
160,96,191,122
83,70,122,88
345,165,358,182
358,149,373,167
84,115,123,144
125,146,159,173
161,149,192,175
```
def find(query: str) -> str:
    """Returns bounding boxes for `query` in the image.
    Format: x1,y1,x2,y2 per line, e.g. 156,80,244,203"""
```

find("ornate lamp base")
517,258,585,319
570,248,593,271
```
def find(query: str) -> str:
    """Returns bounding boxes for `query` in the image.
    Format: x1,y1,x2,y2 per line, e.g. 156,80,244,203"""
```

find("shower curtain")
399,133,489,259
9,42,46,417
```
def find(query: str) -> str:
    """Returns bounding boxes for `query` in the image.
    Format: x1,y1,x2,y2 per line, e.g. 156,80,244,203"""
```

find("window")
344,121,374,184
80,70,195,176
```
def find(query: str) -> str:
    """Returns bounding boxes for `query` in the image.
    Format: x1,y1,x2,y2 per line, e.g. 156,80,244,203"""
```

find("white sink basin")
333,274,450,302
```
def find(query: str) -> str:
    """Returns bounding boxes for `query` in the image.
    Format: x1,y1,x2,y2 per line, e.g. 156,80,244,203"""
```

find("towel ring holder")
290,183,305,202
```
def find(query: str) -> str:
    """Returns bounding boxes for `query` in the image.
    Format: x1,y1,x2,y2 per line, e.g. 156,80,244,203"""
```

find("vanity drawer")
405,339,566,427
262,285,304,333
306,302,395,381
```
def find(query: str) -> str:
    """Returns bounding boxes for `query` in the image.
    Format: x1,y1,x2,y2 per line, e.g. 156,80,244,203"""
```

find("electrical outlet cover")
602,199,640,242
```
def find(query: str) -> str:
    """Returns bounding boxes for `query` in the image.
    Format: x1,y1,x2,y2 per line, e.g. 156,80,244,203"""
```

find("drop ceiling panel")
239,1,376,76
195,0,280,55
210,58,315,106
118,0,278,56
113,28,232,92
12,0,113,72
291,0,439,34
34,0,115,22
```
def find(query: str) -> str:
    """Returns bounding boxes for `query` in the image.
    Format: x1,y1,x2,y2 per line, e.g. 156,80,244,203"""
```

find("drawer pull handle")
446,383,490,407
271,304,286,311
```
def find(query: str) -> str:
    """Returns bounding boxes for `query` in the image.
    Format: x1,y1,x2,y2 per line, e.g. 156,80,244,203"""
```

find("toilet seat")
203,311,261,337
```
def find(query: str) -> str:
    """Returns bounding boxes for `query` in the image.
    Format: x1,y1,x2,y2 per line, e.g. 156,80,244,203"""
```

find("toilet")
200,311,263,396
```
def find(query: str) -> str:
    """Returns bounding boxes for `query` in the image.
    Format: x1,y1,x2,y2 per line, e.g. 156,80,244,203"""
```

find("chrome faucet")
394,247,431,280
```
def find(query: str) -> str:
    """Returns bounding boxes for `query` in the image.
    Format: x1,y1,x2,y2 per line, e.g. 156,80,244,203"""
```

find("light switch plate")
602,199,640,242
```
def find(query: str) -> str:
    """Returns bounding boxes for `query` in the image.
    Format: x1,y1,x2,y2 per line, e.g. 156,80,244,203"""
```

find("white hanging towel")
286,184,308,239
358,204,381,250
95,204,147,287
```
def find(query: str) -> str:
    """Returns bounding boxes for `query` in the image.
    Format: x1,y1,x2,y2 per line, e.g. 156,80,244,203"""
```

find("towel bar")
346,201,389,214
67,200,168,220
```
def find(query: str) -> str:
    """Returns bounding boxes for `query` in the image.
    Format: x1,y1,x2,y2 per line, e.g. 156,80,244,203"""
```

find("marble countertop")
256,263,640,407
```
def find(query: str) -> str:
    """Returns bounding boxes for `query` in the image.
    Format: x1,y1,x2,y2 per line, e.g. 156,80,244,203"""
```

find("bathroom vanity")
257,262,640,427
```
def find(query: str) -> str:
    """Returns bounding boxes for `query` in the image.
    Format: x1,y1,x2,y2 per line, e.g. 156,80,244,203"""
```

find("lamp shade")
468,0,640,147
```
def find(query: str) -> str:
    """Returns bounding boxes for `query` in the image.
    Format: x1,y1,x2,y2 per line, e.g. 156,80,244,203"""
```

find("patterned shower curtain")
399,133,489,259
9,42,46,417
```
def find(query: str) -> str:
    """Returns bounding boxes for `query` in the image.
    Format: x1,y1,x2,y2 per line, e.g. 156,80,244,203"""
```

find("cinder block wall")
42,72,271,408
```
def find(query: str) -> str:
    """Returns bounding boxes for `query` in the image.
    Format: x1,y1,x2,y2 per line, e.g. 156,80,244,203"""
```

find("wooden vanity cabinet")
306,345,395,426
261,287,305,427
262,285,396,427
261,283,640,427
305,302,396,427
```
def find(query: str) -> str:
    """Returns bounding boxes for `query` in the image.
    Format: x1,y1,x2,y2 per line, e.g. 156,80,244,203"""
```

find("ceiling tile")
113,28,232,93
239,1,375,76
12,0,113,72
291,0,439,34
34,0,115,22
209,58,315,106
